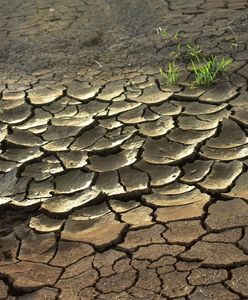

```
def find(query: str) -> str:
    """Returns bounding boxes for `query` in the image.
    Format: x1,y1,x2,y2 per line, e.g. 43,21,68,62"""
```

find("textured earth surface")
1,0,248,299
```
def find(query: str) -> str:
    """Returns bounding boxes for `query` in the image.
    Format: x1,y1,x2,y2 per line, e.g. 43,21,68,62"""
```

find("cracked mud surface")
1,0,248,299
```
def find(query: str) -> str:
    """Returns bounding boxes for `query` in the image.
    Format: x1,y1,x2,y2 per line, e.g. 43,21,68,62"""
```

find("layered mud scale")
1,75,248,299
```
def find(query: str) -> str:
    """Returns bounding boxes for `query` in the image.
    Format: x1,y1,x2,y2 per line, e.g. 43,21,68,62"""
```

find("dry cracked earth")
1,0,248,299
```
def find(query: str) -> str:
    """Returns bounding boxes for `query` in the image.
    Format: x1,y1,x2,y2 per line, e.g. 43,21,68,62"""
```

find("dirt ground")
1,1,248,299
0,0,248,79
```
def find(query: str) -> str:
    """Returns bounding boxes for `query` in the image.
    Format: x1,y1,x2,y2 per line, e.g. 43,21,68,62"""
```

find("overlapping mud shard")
1,74,248,299
0,77,242,229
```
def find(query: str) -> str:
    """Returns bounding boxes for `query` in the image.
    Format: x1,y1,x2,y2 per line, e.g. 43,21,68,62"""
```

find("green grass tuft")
158,28,234,86
186,43,202,62
191,56,233,86
160,61,180,86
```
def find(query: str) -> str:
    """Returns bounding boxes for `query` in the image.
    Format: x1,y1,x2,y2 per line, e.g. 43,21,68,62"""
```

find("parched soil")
0,0,248,78
0,1,248,299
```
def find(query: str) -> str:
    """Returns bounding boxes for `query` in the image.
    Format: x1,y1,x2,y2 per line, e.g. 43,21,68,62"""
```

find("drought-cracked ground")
1,0,248,299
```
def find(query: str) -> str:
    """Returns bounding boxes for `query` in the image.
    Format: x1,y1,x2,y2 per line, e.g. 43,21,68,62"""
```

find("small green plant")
171,32,179,41
186,43,202,62
169,43,182,60
158,27,233,86
160,61,180,86
157,27,169,39
191,56,233,86
217,57,233,72
227,26,239,51
231,42,238,51
157,27,180,42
